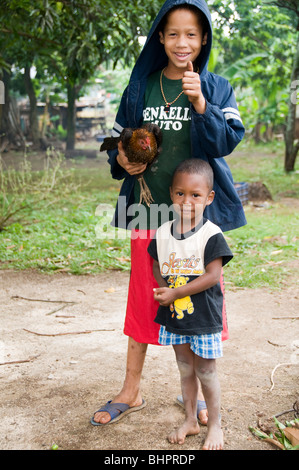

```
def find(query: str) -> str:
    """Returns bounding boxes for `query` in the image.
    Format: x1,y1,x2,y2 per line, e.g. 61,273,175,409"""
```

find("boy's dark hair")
159,4,209,37
172,158,214,190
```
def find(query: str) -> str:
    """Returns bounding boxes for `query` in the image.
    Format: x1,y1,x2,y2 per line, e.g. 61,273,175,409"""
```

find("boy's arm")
107,87,133,180
107,148,127,180
153,258,222,307
152,259,168,288
116,142,147,175
191,78,245,158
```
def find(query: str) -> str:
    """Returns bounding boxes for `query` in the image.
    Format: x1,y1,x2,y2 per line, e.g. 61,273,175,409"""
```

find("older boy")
92,0,245,427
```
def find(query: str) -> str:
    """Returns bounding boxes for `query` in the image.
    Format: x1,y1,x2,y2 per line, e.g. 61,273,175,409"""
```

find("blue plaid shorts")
158,326,223,359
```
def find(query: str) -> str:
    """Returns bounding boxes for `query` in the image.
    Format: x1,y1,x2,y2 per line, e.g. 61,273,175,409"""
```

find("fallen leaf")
270,249,283,255
284,427,299,446
104,287,115,293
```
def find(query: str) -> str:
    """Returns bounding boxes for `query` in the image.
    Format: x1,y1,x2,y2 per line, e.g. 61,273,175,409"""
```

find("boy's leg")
194,269,226,426
194,356,223,450
92,336,147,424
93,229,157,425
196,271,227,424
168,344,200,444
196,380,208,424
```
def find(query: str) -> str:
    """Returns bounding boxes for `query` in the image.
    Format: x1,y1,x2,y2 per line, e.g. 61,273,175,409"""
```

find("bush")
0,148,78,231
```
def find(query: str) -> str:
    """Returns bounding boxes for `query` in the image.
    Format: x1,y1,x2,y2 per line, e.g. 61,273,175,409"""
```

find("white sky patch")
138,36,147,46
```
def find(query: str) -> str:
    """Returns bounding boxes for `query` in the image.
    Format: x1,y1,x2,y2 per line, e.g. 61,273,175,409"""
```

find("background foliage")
0,0,298,149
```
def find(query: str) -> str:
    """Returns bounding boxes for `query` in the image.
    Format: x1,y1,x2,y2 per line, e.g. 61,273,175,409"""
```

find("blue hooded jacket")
107,0,247,232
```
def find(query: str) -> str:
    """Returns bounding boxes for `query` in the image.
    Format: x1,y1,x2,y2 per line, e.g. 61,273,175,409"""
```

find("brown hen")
100,123,162,206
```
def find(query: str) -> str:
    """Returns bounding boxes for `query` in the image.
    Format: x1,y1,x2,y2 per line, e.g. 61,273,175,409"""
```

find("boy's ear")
159,31,165,44
169,185,173,201
202,32,208,45
206,190,215,206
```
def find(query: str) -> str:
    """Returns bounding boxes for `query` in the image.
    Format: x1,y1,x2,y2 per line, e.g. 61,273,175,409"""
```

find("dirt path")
0,269,298,451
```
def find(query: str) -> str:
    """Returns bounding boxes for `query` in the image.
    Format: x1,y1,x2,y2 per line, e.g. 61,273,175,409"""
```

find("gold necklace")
160,68,184,113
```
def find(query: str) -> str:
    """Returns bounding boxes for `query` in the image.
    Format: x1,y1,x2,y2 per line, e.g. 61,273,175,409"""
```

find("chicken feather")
100,123,162,206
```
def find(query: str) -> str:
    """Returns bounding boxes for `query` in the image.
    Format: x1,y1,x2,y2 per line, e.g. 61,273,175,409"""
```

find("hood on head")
131,0,212,82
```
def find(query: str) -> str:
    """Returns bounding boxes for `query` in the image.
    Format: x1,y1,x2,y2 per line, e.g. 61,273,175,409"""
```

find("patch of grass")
0,153,129,274
227,140,299,199
225,202,299,289
0,193,131,274
223,140,299,288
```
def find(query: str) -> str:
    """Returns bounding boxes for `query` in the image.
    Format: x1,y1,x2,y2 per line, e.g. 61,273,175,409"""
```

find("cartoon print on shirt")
169,275,194,320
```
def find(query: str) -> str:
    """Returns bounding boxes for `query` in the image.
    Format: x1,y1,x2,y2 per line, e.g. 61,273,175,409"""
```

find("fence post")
0,80,4,104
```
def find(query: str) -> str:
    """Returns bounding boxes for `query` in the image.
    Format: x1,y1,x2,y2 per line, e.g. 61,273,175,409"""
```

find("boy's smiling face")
170,171,214,231
159,8,207,77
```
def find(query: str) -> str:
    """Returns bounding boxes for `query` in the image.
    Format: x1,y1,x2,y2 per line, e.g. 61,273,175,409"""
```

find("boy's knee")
176,358,194,379
195,360,217,383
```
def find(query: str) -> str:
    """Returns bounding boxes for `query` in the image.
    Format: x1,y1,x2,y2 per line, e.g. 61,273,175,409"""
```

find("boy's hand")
153,287,175,308
116,141,147,175
182,61,206,114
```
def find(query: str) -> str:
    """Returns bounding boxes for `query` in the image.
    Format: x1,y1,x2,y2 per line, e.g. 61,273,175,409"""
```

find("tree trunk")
253,122,262,143
24,65,40,145
284,33,299,172
66,82,76,151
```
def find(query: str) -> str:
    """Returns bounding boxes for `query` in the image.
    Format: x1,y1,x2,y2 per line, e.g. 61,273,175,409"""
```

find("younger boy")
148,159,233,450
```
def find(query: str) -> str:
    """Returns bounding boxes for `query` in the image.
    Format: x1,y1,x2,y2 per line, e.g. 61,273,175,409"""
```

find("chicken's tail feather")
100,136,120,151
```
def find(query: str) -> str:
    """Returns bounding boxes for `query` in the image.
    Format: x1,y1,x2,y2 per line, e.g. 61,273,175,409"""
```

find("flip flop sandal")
176,394,208,426
90,399,146,426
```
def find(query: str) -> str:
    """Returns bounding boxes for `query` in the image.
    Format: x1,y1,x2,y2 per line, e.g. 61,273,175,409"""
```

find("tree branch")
0,28,60,47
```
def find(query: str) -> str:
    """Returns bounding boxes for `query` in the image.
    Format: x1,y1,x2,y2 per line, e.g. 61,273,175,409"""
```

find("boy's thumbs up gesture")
182,61,206,114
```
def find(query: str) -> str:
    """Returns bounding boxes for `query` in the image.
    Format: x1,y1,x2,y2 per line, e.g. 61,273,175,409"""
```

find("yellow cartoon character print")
169,275,194,320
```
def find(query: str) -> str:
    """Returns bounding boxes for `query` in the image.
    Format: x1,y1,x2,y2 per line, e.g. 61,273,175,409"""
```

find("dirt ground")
0,268,298,451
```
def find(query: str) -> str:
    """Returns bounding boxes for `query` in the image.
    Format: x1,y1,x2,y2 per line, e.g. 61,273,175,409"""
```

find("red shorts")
124,230,229,345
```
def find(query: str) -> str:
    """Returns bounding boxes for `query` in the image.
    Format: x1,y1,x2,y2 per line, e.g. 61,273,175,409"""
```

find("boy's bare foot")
202,424,223,450
198,408,208,425
176,395,208,425
168,419,200,445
